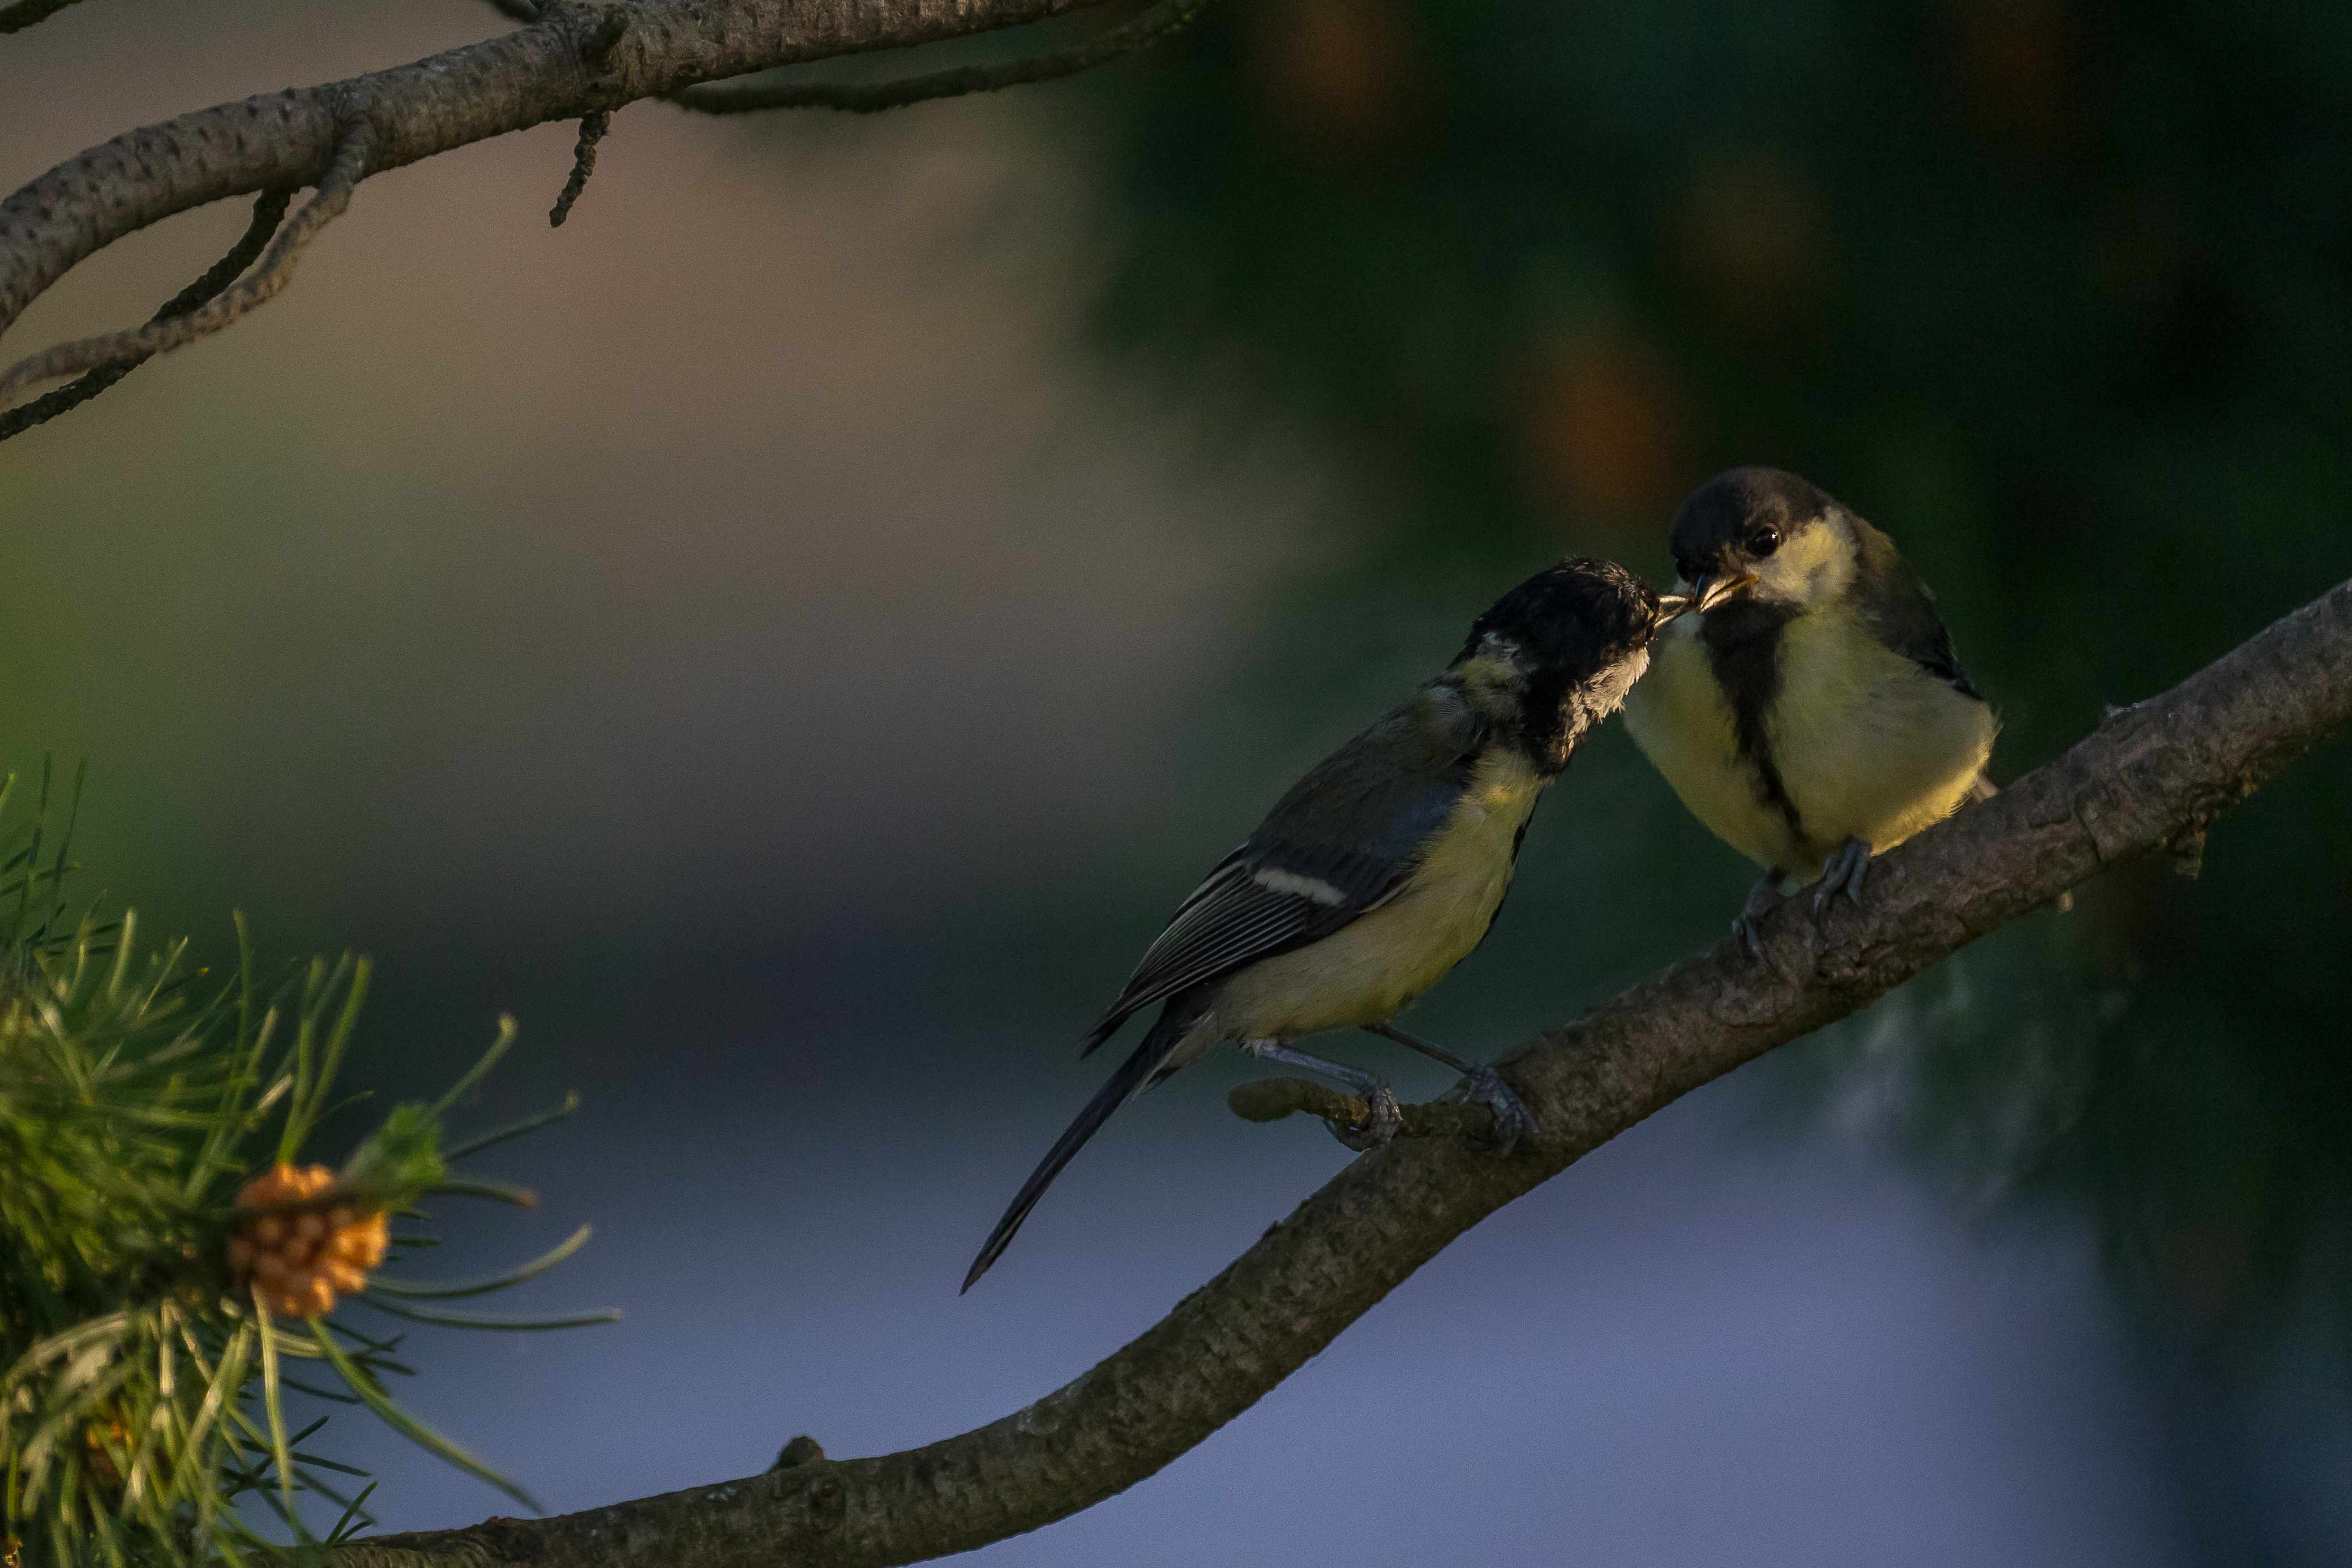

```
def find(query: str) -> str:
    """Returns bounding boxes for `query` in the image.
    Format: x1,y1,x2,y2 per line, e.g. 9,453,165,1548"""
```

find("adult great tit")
1621,466,1998,947
965,558,1687,1291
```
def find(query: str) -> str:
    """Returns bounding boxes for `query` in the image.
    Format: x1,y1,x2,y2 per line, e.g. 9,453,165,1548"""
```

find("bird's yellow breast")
1623,606,1996,874
1209,749,1544,1041
1767,603,1995,857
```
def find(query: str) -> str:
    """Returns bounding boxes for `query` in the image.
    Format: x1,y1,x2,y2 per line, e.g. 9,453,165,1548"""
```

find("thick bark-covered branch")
340,582,2352,1566
0,0,1130,381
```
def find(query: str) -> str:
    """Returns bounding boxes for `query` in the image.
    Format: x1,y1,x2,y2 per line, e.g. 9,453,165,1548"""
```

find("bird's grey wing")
1079,683,1485,1052
1850,516,1983,700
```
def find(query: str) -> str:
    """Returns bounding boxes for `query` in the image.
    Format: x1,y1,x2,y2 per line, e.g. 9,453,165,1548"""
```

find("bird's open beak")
1691,570,1759,615
1655,571,1757,625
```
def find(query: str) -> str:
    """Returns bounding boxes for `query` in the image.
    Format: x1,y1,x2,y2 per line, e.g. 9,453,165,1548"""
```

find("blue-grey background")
4,2,2348,1562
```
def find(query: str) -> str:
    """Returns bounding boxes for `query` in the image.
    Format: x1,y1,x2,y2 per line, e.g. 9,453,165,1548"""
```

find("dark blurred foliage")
1082,0,2352,1402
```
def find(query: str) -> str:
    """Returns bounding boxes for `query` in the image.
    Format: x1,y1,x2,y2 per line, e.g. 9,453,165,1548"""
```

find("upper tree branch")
666,0,1206,115
339,581,2352,1566
0,0,87,36
0,0,1129,367
0,114,368,400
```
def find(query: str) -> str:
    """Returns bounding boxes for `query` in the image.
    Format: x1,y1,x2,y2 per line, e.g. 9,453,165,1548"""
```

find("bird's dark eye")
1748,526,1782,557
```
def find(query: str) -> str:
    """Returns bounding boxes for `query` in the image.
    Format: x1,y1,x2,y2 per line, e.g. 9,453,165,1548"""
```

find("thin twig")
0,0,88,36
1227,1078,1498,1144
0,190,289,444
0,116,370,401
549,111,611,228
666,0,1209,117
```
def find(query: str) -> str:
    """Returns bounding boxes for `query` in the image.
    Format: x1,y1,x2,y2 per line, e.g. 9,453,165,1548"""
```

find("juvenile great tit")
965,558,1687,1291
1621,466,1998,948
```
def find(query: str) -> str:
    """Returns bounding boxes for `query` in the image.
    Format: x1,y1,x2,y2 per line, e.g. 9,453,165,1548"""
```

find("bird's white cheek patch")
1584,645,1651,718
1757,520,1854,605
1252,867,1349,906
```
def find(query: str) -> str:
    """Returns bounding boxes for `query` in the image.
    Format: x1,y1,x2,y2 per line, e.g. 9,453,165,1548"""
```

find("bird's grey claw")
1460,1065,1537,1155
1736,871,1786,958
1732,914,1768,962
1332,1081,1402,1152
1813,838,1873,915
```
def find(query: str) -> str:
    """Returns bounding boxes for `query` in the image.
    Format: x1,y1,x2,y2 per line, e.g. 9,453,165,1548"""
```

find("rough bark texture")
337,581,2351,1566
0,0,1120,349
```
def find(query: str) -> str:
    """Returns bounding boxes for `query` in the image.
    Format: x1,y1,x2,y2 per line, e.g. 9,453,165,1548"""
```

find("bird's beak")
1690,569,1758,615
1655,571,1756,626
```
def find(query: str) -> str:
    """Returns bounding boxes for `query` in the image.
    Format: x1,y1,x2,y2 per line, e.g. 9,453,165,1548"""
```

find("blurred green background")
1089,3,2352,1547
3,1,2348,1562
1099,0,2352,1352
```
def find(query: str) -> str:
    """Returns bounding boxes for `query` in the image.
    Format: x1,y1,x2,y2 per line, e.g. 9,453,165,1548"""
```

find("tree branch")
547,110,611,228
0,0,1134,407
0,109,371,401
336,581,2352,1565
0,0,87,36
666,0,1208,116
0,186,288,442
1226,1075,1500,1145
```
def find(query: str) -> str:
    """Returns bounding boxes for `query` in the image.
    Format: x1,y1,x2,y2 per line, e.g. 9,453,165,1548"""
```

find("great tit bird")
964,558,1689,1291
1621,466,1998,948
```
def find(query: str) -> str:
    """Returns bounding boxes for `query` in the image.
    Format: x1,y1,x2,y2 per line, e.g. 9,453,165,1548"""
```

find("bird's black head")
1668,466,1850,610
1454,556,1668,771
1460,556,1665,677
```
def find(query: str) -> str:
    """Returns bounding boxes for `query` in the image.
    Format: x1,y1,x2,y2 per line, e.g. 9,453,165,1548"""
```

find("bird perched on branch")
1622,466,1999,950
963,557,1712,1291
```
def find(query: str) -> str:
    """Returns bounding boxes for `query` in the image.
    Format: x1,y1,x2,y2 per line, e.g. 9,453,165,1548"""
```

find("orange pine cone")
229,1163,390,1319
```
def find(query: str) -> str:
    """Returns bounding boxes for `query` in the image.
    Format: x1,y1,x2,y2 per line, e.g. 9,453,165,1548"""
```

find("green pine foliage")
0,769,607,1566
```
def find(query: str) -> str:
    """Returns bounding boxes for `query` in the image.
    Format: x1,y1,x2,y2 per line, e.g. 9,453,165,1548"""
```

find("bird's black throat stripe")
1516,667,1579,775
1699,599,1807,841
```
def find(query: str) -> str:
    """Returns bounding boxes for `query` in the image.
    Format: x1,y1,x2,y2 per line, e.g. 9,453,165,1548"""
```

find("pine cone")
228,1163,389,1319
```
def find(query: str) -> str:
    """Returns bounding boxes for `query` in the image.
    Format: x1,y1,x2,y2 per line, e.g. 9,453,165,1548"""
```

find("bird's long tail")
962,1017,1183,1293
